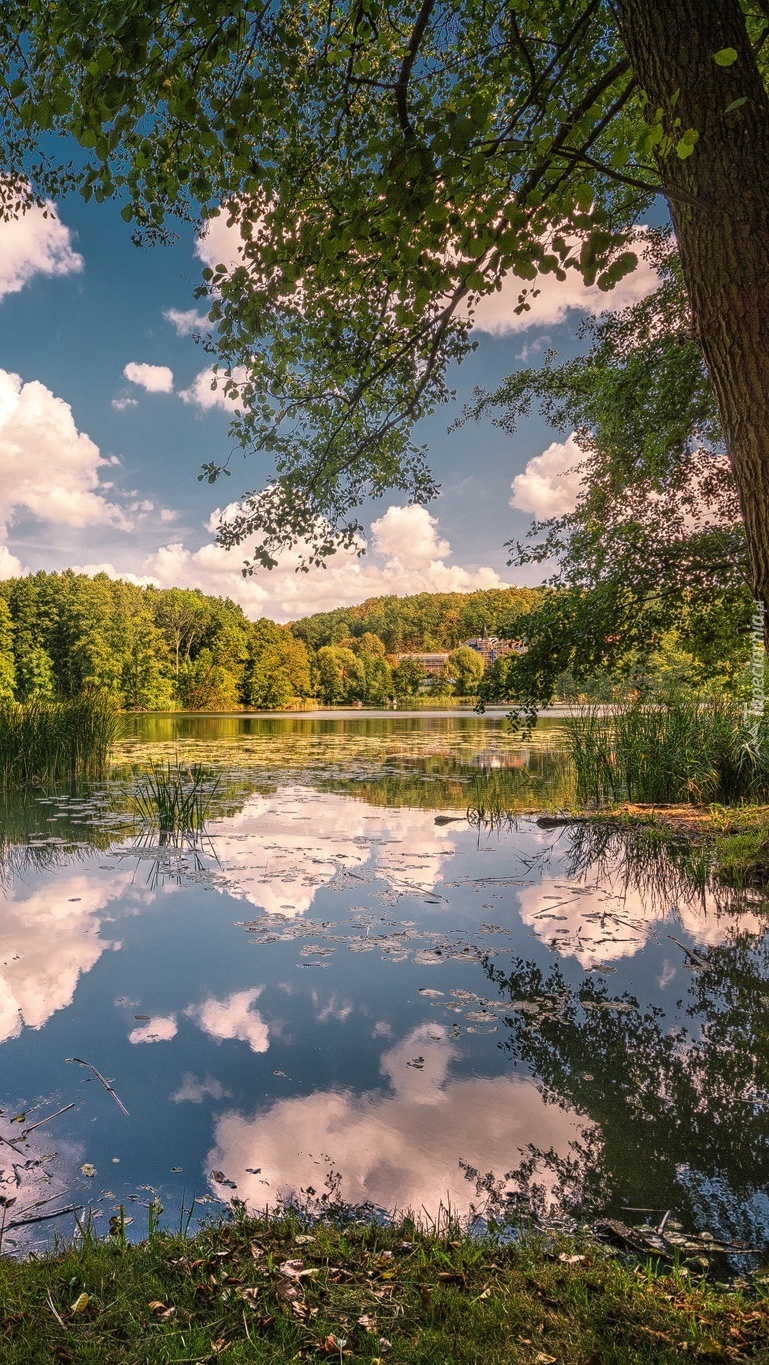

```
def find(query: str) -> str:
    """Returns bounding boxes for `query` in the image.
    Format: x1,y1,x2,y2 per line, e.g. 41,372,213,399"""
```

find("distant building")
396,651,450,677
462,626,524,667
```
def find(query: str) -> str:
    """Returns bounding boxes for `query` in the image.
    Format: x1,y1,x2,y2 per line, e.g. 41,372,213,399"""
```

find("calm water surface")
2,713,768,1253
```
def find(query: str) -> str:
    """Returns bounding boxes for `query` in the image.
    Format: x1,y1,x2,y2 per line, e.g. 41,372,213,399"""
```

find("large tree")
3,2,769,606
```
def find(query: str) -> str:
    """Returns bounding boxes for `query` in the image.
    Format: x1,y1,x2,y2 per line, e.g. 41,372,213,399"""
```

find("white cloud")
510,432,586,518
195,210,246,273
171,1072,232,1104
123,362,174,394
206,1024,585,1219
185,987,270,1053
164,307,210,336
138,503,507,621
0,195,83,301
0,867,137,1044
472,241,658,336
518,855,765,970
0,544,25,578
112,396,138,411
179,365,244,412
0,369,131,540
204,784,458,918
128,1013,178,1044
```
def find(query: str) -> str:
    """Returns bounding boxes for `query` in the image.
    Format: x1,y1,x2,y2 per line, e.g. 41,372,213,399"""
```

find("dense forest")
0,573,539,711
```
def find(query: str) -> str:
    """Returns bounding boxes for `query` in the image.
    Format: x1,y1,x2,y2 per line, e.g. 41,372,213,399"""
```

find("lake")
2,712,768,1257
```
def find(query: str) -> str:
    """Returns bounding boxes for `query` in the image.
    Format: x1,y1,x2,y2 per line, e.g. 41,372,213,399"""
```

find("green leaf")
9,77,25,98
713,47,738,66
724,96,748,114
120,204,134,222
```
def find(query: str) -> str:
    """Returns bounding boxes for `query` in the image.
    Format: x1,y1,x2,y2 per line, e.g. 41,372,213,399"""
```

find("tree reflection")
483,925,769,1247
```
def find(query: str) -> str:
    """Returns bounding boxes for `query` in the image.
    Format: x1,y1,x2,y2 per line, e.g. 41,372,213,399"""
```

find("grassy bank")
0,694,121,787
2,1208,769,1364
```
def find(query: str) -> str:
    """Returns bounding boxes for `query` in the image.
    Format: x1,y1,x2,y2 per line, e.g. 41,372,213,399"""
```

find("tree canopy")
2,1,769,615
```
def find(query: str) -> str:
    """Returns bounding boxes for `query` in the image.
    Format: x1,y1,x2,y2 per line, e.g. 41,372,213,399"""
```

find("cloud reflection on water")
207,787,459,918
206,1024,584,1220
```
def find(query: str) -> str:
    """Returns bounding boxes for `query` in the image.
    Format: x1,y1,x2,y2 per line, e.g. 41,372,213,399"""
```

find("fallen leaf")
558,1253,586,1264
70,1293,90,1315
236,1286,260,1306
80,1163,96,1177
357,1314,378,1332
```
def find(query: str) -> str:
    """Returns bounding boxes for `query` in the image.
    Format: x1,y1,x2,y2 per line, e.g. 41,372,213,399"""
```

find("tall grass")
129,759,221,832
567,700,769,806
0,693,121,788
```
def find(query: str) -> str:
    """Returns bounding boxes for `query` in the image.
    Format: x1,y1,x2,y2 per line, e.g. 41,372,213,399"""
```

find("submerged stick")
7,1202,82,1230
66,1058,129,1116
21,1103,75,1137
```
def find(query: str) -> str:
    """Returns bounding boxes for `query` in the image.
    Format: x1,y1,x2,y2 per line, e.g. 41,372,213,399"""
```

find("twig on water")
66,1058,129,1116
7,1202,82,1230
21,1103,75,1137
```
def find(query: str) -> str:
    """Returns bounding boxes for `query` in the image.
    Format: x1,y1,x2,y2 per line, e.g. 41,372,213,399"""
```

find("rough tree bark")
616,0,769,617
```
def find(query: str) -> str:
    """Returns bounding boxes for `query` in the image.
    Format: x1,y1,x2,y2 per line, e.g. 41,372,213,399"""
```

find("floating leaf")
80,1162,96,1177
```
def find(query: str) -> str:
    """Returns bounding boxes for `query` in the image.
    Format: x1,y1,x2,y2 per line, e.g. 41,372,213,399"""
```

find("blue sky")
0,191,656,621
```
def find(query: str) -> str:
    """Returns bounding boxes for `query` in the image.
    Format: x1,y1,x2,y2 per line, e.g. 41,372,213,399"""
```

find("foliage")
566,701,769,806
246,620,312,709
1,1205,768,1365
293,587,538,653
437,644,485,697
0,598,16,703
0,0,690,564
470,246,753,704
0,693,121,787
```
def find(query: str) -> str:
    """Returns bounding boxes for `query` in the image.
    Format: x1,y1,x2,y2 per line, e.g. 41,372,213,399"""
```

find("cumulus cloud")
123,362,174,394
164,306,210,336
195,210,246,273
0,368,131,539
0,544,25,578
204,785,458,918
137,503,507,621
0,195,83,301
0,867,137,1045
128,1014,178,1044
518,856,765,970
206,1024,585,1218
171,1072,232,1104
510,432,586,519
179,365,245,412
472,240,658,336
185,987,270,1053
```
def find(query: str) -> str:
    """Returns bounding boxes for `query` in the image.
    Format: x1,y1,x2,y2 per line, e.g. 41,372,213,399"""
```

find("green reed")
129,758,221,831
567,700,769,806
0,693,121,788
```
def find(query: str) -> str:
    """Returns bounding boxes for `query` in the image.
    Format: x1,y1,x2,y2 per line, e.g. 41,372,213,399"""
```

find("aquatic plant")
129,758,221,832
0,693,121,788
567,700,769,806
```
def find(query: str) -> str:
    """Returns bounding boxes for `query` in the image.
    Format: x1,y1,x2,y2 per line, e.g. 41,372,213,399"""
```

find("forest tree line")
0,573,540,711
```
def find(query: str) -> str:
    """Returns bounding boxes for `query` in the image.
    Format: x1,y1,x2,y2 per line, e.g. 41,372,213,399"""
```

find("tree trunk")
616,0,769,617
